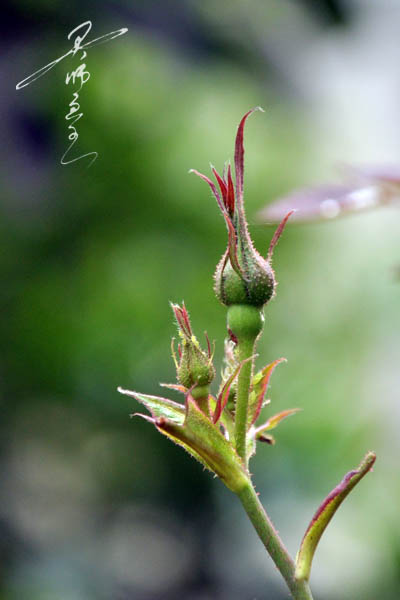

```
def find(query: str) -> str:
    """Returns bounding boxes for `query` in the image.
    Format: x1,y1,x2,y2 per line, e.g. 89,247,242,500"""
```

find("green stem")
234,336,256,463
237,481,314,600
191,385,211,416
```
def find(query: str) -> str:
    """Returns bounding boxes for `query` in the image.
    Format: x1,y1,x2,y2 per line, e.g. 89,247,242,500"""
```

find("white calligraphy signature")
16,21,128,167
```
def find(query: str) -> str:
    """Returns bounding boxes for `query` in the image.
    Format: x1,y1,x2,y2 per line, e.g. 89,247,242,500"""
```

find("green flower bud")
171,302,215,389
214,249,275,307
191,108,293,308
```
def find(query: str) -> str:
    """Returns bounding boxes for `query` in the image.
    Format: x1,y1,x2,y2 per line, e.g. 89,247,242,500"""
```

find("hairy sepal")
118,387,185,424
118,387,249,492
255,408,301,437
247,358,286,428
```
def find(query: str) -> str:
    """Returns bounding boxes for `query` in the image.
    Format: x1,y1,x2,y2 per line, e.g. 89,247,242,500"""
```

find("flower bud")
191,108,293,308
171,302,215,389
214,246,275,307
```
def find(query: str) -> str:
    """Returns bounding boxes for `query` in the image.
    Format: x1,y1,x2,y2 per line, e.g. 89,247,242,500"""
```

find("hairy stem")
191,385,211,417
238,482,314,600
234,336,256,463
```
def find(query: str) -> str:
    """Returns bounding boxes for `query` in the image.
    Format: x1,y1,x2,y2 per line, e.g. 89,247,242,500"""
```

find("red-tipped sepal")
267,210,296,261
213,355,254,424
247,358,286,428
254,408,301,441
234,106,264,212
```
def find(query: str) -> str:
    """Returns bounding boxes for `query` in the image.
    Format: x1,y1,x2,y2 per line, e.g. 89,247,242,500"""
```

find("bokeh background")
1,1,399,599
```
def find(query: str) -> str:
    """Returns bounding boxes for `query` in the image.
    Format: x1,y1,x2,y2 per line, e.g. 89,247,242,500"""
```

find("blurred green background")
1,1,399,598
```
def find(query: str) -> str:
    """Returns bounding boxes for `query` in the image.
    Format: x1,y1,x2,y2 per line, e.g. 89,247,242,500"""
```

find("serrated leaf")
295,451,376,582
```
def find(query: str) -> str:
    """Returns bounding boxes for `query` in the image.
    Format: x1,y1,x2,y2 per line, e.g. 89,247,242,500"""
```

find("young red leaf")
295,451,376,582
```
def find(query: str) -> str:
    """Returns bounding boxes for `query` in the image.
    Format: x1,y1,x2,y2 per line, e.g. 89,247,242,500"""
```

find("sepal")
118,388,185,424
118,387,249,493
255,408,301,438
247,358,286,428
159,383,187,394
213,355,253,424
208,394,235,442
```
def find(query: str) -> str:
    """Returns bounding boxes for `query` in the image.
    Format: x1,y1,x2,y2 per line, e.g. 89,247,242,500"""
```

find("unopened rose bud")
191,108,293,309
171,302,215,390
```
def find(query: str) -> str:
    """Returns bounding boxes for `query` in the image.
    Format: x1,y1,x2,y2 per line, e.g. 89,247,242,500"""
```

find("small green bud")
178,337,214,388
171,303,215,389
215,255,275,307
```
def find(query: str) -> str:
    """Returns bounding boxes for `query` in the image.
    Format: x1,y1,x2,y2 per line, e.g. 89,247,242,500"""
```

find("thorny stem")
234,336,256,464
237,481,314,600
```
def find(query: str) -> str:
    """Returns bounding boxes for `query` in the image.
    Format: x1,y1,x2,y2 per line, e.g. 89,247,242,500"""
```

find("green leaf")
295,451,376,582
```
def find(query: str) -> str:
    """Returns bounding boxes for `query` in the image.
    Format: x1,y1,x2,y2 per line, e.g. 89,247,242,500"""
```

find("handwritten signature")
16,21,128,167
